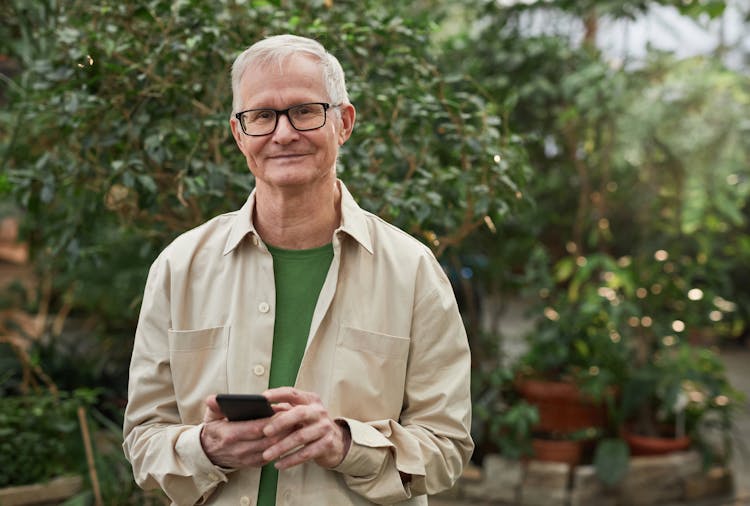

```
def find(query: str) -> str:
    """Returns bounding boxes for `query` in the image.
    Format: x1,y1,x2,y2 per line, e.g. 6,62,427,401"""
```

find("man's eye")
250,110,274,122
294,107,313,116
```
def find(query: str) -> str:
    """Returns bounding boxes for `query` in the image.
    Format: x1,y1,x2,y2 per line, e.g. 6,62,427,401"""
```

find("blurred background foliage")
0,0,748,501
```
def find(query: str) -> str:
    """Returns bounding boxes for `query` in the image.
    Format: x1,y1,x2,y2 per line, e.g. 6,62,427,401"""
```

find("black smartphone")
215,394,274,421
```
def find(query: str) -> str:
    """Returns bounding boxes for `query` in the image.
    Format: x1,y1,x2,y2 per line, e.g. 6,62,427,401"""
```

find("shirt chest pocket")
330,326,410,420
168,325,229,423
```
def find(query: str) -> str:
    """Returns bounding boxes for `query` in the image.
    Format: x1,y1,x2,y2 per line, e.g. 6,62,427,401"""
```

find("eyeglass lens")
241,103,327,135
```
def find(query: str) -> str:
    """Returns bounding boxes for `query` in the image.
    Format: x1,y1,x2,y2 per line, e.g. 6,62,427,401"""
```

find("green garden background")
1,0,749,503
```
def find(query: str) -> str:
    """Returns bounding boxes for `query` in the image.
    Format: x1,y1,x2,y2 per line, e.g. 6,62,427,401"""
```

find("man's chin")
261,169,320,188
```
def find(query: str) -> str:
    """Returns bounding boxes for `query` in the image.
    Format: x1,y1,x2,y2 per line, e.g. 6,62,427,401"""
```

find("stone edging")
0,475,83,506
436,452,733,505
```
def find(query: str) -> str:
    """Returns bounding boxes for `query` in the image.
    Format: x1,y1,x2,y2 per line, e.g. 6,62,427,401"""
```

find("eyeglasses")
234,102,339,136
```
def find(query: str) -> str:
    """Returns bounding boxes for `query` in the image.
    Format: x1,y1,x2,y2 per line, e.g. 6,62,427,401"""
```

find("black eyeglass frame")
234,102,339,136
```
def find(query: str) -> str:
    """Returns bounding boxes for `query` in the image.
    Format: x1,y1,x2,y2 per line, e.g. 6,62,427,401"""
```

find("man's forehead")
242,53,321,84
238,55,326,105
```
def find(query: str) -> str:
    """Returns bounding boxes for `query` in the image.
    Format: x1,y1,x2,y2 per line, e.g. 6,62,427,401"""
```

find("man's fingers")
264,403,322,438
262,420,325,462
271,402,293,413
263,387,320,406
273,431,334,470
256,387,348,469
201,417,277,468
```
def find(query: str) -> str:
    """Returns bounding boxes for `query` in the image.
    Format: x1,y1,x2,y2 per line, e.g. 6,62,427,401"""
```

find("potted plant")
515,250,635,436
530,427,602,467
590,249,745,485
592,340,744,486
514,247,745,485
619,342,743,457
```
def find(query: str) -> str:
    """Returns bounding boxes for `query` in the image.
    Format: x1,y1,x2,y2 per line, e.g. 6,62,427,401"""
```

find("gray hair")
231,34,349,115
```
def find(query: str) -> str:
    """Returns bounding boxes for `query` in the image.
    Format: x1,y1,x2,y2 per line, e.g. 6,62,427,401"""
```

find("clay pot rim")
516,377,590,402
621,426,692,446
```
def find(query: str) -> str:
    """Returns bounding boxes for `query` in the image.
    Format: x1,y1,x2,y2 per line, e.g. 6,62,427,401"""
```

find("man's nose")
272,113,299,143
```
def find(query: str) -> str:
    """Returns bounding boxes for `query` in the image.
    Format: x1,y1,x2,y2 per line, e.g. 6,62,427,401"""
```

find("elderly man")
123,34,473,506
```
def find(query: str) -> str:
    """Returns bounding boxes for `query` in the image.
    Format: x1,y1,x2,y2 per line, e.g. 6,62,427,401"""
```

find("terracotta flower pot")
516,378,608,433
531,438,583,466
622,428,691,456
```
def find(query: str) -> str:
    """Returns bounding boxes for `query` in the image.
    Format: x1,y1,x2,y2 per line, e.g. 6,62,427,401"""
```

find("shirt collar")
222,192,257,256
336,180,373,254
222,179,373,256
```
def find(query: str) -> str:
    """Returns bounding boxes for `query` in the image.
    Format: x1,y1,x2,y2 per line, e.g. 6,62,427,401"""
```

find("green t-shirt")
257,242,334,506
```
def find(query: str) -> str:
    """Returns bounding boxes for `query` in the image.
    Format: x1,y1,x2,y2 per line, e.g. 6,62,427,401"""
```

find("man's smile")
267,153,309,159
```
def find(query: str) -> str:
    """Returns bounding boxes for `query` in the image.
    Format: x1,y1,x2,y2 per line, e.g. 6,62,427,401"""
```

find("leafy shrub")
0,389,95,487
2,0,528,332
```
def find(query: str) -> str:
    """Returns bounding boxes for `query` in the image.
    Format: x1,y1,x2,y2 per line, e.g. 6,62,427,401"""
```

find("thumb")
203,394,224,422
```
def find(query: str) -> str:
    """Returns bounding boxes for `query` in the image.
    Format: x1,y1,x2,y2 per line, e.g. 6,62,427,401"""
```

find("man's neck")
253,179,341,250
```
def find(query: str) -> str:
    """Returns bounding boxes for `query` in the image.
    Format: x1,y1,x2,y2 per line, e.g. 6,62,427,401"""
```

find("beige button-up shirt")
123,182,473,505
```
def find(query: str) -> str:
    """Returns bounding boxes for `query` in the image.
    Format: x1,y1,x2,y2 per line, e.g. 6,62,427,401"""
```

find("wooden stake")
78,406,103,506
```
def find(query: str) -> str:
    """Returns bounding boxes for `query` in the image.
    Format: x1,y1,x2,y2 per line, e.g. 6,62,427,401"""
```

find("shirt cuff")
175,424,231,491
331,418,394,477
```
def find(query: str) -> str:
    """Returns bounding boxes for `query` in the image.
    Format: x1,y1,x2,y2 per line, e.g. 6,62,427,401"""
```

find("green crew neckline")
265,242,333,258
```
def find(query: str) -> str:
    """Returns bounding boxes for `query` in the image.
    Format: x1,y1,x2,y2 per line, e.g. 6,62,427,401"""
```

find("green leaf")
554,256,575,283
594,438,630,486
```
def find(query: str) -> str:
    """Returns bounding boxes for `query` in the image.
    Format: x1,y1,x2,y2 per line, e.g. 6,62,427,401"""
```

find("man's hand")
199,394,276,469
261,387,351,470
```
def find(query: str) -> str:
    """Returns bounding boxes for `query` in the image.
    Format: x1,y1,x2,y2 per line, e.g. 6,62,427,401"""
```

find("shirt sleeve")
122,255,230,506
332,256,474,503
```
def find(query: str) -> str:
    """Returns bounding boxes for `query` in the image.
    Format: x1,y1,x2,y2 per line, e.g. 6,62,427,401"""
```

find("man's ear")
230,116,246,153
337,103,356,146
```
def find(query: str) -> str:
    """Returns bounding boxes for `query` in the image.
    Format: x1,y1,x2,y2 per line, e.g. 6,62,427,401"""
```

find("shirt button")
283,489,293,504
253,364,265,376
240,496,251,506
258,302,270,313
208,472,219,481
